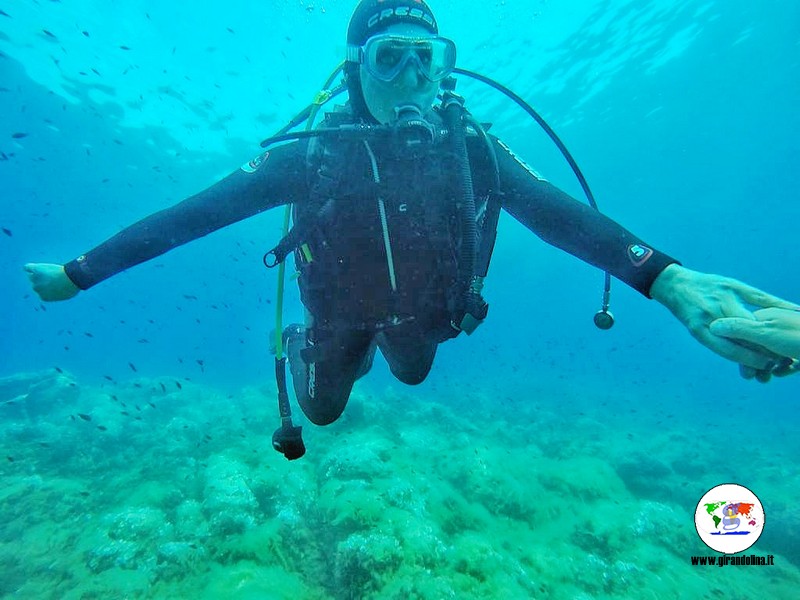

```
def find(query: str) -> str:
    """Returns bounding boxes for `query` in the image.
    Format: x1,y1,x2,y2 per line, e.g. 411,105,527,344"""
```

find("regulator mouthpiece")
392,104,436,146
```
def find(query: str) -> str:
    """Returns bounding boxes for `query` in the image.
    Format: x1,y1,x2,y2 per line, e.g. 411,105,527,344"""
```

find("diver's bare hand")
24,263,80,301
711,308,800,378
650,264,798,381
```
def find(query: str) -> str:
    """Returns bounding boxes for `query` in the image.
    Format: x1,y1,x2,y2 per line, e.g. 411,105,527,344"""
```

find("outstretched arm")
25,144,307,298
492,137,799,380
492,137,678,297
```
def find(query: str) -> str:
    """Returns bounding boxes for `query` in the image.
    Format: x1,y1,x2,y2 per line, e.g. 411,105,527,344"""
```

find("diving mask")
348,34,456,83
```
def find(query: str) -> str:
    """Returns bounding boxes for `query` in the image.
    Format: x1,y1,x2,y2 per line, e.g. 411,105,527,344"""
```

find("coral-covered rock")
0,371,79,419
334,532,403,592
202,455,258,535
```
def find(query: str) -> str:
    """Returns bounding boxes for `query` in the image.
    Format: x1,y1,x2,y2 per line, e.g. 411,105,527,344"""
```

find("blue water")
1,1,798,598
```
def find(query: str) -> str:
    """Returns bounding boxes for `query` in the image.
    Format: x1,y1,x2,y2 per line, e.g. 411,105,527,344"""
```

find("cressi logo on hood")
347,1,439,46
366,5,436,30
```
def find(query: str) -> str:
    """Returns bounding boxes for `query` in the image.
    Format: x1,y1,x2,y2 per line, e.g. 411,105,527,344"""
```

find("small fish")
39,442,50,447
182,294,197,300
79,491,90,497
6,456,14,462
82,31,90,37
159,382,166,392
11,132,27,139
54,366,63,373
103,375,114,381
135,405,141,411
226,27,235,34
137,338,150,343
96,425,107,431
128,362,137,372
175,381,182,390
2,228,11,236
84,332,94,338
121,411,129,416
42,30,57,39
204,434,212,440
0,9,11,18
119,45,131,50
148,402,156,409
77,413,92,421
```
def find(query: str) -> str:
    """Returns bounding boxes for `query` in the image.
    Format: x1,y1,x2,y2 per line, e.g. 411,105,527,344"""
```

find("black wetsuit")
64,121,677,425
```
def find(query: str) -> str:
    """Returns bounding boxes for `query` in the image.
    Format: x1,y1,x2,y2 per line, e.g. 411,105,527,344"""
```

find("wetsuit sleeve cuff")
638,253,681,299
63,257,94,291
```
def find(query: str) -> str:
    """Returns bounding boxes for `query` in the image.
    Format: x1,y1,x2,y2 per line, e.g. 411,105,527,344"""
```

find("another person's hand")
650,264,800,382
24,263,80,301
710,308,800,378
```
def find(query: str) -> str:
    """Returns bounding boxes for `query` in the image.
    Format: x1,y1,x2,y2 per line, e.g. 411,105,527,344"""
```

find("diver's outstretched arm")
23,143,306,298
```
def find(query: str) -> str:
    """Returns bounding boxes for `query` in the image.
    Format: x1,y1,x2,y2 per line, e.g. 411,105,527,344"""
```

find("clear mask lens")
363,35,456,82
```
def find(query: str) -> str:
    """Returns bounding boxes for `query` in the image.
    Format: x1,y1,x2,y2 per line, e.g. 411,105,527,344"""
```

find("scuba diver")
24,0,799,460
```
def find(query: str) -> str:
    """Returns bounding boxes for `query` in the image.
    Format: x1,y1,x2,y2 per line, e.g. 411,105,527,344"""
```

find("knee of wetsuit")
298,395,349,426
386,354,434,385
393,369,429,386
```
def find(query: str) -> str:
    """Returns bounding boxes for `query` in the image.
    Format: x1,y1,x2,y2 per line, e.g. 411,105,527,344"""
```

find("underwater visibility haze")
1,0,799,598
